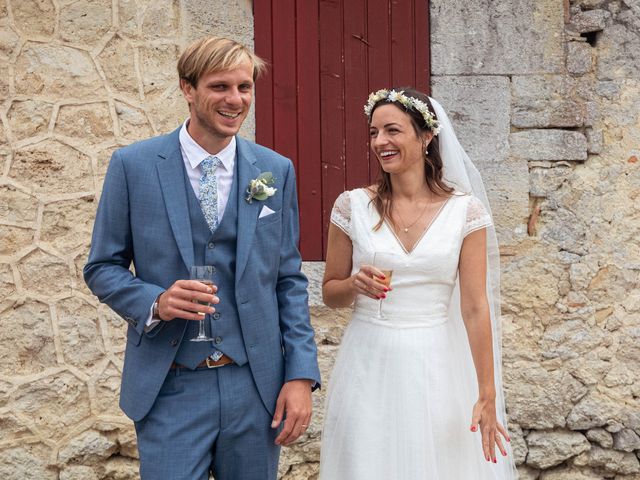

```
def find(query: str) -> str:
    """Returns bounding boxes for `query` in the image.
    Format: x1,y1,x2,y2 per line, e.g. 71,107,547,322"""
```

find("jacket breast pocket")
256,210,281,227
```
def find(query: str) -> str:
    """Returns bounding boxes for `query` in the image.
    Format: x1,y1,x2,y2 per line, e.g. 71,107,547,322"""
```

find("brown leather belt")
171,354,234,370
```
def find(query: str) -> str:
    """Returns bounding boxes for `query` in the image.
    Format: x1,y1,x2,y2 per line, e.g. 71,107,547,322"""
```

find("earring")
425,147,429,156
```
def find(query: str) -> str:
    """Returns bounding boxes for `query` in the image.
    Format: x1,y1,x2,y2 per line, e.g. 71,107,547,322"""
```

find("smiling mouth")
379,151,398,159
218,110,242,119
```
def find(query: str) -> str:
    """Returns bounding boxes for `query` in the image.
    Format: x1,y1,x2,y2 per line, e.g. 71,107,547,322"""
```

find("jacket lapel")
156,128,195,270
235,137,261,279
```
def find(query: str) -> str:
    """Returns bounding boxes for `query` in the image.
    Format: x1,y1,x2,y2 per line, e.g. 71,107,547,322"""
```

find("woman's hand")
470,398,510,463
351,265,391,300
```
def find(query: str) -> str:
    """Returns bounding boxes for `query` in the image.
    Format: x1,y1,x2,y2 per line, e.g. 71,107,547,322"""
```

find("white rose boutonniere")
246,172,277,203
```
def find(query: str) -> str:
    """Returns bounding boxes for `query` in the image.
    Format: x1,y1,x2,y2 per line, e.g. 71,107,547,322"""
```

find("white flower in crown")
246,172,277,203
363,88,440,136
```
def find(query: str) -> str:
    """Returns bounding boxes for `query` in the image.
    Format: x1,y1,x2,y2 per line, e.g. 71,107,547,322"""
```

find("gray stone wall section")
431,0,640,478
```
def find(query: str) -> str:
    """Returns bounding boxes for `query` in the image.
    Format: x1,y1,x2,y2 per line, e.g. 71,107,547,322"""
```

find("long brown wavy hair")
367,88,454,231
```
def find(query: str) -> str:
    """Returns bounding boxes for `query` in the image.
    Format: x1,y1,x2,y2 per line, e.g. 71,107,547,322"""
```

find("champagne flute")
372,251,399,318
190,265,215,342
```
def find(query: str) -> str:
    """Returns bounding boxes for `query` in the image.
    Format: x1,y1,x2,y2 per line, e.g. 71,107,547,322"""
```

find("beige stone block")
0,119,7,146
100,304,127,352
539,466,602,479
59,0,112,46
147,86,188,134
98,456,139,479
115,101,153,140
0,299,57,376
525,430,590,469
12,0,55,37
10,140,93,194
573,445,640,475
279,462,319,480
58,429,117,464
55,102,114,144
0,185,38,224
0,225,34,255
96,35,139,95
11,371,91,437
139,44,179,99
15,43,105,99
59,466,99,480
0,443,57,480
56,296,105,372
141,0,180,40
0,263,15,300
93,363,123,417
7,99,52,141
0,413,36,445
0,379,12,408
504,363,587,429
0,61,9,100
41,197,96,251
96,145,120,185
73,249,92,295
0,10,19,61
16,249,71,296
118,0,151,38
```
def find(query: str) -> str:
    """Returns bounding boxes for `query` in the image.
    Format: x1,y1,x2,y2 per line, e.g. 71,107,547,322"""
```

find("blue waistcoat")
173,162,249,369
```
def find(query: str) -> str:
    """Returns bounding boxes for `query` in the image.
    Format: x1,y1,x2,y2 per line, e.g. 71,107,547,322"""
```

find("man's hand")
157,280,219,321
271,379,314,446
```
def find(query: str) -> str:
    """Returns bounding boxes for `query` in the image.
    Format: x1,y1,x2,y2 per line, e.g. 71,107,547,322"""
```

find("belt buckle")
205,354,225,369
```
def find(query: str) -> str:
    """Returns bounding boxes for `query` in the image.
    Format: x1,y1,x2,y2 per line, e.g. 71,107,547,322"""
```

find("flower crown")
363,89,441,136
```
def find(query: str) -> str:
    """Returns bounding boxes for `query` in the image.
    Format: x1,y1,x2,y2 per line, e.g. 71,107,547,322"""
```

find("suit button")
170,339,178,347
214,336,222,345
208,242,215,249
212,312,220,320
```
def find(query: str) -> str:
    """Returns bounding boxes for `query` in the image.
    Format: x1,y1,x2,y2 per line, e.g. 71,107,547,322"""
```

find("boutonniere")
246,172,277,203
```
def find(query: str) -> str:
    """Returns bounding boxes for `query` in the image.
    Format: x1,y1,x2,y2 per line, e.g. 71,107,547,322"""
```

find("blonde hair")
177,36,267,86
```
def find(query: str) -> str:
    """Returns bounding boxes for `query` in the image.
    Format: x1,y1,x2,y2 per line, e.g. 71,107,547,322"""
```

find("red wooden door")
254,0,430,260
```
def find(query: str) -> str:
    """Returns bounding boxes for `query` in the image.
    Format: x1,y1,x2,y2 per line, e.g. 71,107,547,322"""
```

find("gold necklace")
393,199,431,233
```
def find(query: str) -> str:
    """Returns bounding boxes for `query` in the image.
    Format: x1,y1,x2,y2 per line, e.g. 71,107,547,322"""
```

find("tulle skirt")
319,311,517,479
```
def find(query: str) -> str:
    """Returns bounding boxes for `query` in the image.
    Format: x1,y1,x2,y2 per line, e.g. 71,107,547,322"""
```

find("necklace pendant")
403,228,409,233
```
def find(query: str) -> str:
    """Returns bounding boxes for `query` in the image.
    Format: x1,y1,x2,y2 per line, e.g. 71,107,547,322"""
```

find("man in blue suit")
84,36,321,480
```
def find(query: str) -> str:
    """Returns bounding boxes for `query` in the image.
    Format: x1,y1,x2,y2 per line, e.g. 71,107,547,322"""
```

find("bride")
319,88,518,479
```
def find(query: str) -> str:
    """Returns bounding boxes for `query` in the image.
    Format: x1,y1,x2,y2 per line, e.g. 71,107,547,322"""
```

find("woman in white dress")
319,88,518,479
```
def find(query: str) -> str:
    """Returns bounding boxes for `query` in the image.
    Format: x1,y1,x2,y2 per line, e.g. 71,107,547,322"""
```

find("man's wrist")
152,293,163,320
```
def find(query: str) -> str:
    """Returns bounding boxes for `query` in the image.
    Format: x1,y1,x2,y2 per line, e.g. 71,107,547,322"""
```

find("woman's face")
369,104,431,175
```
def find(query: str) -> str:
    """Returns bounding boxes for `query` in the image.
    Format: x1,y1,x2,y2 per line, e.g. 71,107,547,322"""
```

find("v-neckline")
383,196,452,255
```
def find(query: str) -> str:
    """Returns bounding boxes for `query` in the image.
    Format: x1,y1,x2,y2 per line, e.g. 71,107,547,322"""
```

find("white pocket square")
258,205,276,219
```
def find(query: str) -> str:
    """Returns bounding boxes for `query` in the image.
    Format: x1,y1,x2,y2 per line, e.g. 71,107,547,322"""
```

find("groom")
84,36,320,480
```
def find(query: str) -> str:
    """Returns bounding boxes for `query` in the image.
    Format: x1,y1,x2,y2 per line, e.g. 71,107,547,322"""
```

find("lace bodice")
330,188,492,322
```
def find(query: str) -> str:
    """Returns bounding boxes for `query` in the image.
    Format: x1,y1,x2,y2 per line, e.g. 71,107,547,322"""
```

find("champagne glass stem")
377,298,383,317
197,318,207,339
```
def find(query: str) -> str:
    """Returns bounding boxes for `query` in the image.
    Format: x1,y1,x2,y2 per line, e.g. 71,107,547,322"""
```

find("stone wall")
426,0,640,478
1,0,639,479
0,1,255,479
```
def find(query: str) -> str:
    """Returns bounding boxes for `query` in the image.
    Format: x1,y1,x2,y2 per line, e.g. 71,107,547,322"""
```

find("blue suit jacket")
84,128,321,421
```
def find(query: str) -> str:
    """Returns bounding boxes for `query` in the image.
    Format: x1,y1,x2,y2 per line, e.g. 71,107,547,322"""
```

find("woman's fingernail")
384,287,389,292
470,426,477,432
507,437,511,442
493,458,497,463
381,294,386,299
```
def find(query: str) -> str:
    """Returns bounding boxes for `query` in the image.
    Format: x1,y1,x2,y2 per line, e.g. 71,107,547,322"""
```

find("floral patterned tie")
199,155,222,232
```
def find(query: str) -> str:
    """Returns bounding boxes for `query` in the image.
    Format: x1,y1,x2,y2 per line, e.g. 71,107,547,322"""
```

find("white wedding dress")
319,188,517,479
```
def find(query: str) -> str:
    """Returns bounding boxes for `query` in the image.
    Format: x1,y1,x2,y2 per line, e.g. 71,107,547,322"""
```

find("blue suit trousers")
134,364,280,480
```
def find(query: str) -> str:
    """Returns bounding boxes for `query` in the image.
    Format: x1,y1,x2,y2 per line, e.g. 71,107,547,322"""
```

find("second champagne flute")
189,265,215,342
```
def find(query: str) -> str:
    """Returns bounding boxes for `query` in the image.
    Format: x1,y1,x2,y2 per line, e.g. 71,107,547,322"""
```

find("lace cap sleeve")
464,195,493,237
330,191,352,238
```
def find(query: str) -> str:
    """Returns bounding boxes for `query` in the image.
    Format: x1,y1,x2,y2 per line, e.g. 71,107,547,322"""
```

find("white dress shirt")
145,120,237,330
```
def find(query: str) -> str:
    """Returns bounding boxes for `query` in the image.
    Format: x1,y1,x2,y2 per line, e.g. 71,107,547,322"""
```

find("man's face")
181,61,254,144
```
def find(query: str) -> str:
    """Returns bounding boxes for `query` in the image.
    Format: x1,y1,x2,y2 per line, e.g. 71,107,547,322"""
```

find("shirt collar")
179,120,236,172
